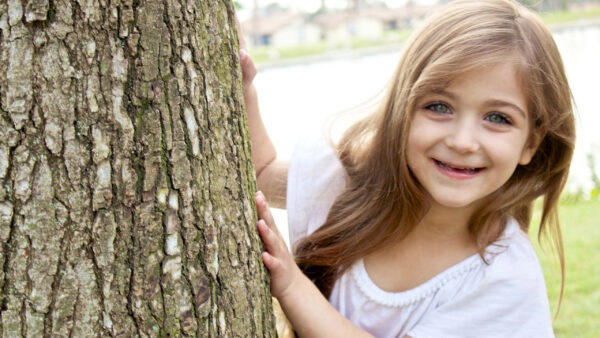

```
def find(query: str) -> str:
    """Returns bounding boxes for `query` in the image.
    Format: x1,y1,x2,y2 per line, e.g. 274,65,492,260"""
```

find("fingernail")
256,190,264,202
239,49,247,60
258,219,267,230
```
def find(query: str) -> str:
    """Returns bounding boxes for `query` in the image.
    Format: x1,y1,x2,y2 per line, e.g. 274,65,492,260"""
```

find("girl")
241,0,575,336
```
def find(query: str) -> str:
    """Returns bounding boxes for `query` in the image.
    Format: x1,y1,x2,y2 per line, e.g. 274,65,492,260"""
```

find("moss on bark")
0,0,276,336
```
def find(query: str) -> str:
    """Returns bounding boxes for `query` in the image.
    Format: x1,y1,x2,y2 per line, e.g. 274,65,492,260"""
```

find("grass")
530,198,600,337
540,6,600,25
250,30,411,65
250,6,600,65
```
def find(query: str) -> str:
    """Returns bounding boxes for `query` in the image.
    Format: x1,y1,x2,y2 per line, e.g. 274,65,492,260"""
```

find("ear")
519,132,541,165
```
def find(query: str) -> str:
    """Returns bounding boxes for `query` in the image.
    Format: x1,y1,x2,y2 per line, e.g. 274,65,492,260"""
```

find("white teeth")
436,160,480,173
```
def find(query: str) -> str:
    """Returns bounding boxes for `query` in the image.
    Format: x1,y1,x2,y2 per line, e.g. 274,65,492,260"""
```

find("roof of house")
242,12,305,35
365,6,435,21
241,6,438,35
311,6,436,28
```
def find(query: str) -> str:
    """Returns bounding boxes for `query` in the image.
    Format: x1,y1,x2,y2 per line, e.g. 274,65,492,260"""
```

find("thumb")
240,49,257,86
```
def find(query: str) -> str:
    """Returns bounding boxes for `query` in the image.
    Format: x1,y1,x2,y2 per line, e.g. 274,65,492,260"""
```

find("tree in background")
0,0,275,336
518,0,571,11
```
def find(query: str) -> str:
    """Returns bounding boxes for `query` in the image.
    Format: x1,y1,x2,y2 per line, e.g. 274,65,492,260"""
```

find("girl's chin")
428,195,484,211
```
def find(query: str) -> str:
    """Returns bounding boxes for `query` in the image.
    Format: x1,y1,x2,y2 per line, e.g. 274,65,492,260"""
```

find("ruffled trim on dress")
351,254,482,307
350,219,520,307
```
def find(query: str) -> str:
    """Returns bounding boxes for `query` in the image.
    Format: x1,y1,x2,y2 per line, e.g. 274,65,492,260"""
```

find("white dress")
286,137,554,338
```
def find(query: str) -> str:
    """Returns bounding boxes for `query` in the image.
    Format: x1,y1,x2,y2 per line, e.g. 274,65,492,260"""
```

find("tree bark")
0,0,276,336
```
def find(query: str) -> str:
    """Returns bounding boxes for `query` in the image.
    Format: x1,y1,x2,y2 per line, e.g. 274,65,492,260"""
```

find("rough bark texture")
0,0,276,336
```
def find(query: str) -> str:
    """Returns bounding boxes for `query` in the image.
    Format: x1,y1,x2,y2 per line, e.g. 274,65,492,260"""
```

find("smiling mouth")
433,159,484,175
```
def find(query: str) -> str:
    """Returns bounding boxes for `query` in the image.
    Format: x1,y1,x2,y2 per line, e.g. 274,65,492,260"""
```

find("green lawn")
540,7,600,25
250,30,411,65
531,199,600,337
250,7,600,65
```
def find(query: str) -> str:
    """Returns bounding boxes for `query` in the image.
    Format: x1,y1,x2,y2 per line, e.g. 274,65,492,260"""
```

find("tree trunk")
0,0,276,336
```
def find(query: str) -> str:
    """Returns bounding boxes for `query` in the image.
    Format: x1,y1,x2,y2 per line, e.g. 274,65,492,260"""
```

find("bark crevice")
1,0,276,336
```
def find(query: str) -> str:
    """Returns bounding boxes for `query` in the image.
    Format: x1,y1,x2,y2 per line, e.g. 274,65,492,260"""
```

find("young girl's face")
406,61,538,211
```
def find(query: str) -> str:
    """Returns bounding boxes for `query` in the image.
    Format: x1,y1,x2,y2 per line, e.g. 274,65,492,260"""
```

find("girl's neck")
399,200,480,254
416,203,475,241
381,201,479,263
363,201,479,293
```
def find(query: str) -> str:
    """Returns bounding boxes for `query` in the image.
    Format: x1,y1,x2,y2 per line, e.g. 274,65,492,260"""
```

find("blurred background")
237,1,600,336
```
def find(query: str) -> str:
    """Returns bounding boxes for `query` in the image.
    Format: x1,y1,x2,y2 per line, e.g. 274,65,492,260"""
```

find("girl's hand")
255,191,302,298
235,14,283,208
240,49,257,89
235,14,257,89
256,191,374,337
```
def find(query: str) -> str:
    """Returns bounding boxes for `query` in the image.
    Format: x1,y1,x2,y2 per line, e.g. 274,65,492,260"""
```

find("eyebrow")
431,89,527,119
484,99,527,119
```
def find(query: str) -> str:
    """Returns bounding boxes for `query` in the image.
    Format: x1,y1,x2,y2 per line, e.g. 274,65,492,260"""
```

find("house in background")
242,12,322,47
311,5,434,42
365,5,434,31
241,4,435,48
311,11,383,41
239,0,600,50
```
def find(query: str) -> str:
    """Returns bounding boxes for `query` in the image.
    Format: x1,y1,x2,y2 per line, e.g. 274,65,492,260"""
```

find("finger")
234,13,257,86
261,251,280,273
240,49,257,85
255,191,279,234
257,220,283,256
258,220,291,265
234,12,248,53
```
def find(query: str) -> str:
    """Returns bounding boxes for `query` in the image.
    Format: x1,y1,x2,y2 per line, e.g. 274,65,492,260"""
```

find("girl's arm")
255,191,374,338
237,18,288,208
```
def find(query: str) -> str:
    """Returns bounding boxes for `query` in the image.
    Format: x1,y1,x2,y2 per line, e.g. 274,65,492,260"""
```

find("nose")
444,119,480,153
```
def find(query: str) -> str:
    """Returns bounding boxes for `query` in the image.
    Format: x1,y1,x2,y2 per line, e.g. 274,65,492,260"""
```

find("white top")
287,137,554,338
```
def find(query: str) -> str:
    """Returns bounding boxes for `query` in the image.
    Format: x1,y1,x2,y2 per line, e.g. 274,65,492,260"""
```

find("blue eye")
425,102,451,114
485,112,512,125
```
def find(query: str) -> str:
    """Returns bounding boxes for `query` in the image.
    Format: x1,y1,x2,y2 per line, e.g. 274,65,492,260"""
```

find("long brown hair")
294,0,575,303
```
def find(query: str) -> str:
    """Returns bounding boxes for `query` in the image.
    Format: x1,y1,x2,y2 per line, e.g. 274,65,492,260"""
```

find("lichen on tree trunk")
0,0,276,336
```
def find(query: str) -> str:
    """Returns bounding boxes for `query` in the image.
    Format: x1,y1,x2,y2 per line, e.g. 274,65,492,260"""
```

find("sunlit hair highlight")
294,0,575,311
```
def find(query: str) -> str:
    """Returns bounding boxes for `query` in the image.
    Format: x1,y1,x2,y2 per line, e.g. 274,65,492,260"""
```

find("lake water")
254,24,600,243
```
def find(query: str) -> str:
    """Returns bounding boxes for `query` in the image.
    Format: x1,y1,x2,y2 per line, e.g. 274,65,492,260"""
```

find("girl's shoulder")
343,218,546,309
330,219,553,337
484,218,546,282
287,136,346,249
405,219,553,337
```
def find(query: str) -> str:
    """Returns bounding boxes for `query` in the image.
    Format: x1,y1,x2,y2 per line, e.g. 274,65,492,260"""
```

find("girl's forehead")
455,61,524,83
427,57,528,93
